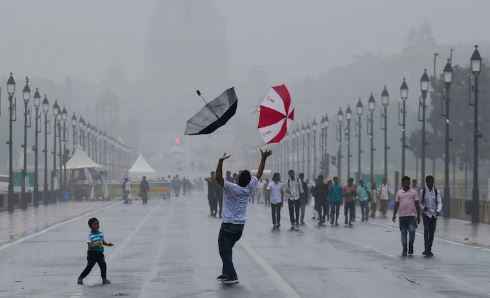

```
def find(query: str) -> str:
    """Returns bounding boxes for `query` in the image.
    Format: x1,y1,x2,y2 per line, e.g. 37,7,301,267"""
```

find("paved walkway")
0,200,116,247
369,209,490,249
0,194,489,297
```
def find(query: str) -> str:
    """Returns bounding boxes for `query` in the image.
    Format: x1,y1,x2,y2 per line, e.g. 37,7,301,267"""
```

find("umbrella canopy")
185,87,238,135
128,154,157,175
66,149,102,169
258,84,295,144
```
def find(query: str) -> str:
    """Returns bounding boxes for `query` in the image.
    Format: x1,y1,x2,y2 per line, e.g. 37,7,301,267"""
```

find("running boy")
78,217,114,285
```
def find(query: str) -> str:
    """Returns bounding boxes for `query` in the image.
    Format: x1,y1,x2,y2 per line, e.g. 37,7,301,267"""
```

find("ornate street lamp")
336,108,344,181
32,88,41,206
7,73,16,212
368,94,376,187
470,45,482,224
345,106,352,180
51,100,60,195
356,99,363,182
399,78,409,177
312,119,318,178
381,86,390,182
61,107,68,192
442,58,453,217
42,95,50,204
21,77,31,209
72,113,77,152
419,69,430,184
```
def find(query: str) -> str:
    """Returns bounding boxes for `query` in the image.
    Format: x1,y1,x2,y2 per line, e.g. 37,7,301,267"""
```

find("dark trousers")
271,203,282,226
360,200,369,222
299,197,307,224
141,192,148,204
318,200,329,223
78,251,107,281
370,201,377,218
399,216,417,253
379,200,388,217
423,215,437,253
209,196,217,216
344,201,355,225
288,199,300,225
218,223,244,279
330,202,340,225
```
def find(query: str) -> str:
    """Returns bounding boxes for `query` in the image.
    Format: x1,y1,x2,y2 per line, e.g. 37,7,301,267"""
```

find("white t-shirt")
222,176,259,224
267,182,283,204
285,179,299,200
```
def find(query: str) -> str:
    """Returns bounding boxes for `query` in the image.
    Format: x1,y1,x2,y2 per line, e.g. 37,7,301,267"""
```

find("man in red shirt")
342,178,356,227
393,176,421,257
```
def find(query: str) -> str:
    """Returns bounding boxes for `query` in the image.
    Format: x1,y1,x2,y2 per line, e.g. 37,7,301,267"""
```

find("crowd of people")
121,175,205,204
207,167,443,259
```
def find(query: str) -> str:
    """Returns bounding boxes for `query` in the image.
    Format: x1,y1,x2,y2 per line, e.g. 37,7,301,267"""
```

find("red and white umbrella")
258,84,295,144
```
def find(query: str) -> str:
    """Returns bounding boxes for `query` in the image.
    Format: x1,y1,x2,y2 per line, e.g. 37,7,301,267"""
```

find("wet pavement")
0,194,489,297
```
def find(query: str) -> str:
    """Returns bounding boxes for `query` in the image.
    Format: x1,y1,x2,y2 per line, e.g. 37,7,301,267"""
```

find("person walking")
357,180,370,222
298,173,308,225
420,175,442,257
315,175,329,226
393,176,421,257
215,149,271,285
343,178,356,227
328,177,342,227
285,170,300,231
122,177,131,204
256,178,264,204
139,176,150,205
77,217,114,285
206,172,217,216
268,173,283,230
378,177,390,218
263,178,271,207
370,181,378,218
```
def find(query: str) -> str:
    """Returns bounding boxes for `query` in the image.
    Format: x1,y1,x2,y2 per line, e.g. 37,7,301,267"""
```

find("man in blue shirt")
215,149,271,285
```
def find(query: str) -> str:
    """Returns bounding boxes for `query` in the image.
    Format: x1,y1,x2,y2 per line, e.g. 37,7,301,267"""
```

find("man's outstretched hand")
219,153,232,162
260,149,272,160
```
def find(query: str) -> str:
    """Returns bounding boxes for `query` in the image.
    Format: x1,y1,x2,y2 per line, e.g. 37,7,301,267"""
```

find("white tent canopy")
128,154,157,177
66,149,102,169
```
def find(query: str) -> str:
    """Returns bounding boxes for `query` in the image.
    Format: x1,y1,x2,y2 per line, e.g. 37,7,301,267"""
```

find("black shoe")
77,279,83,285
408,246,414,256
426,251,434,258
223,277,239,285
102,279,111,285
217,275,227,281
422,250,427,256
402,251,408,257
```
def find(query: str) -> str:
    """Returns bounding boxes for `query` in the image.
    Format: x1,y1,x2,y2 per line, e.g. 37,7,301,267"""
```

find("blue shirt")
328,184,343,204
357,185,369,202
222,176,258,224
88,231,104,252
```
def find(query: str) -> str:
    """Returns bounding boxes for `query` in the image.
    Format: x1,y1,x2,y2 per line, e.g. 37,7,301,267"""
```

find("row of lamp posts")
5,73,131,212
272,45,482,223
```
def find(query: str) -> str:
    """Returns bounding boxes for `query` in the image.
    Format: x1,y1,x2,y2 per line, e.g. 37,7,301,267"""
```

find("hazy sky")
0,0,488,83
